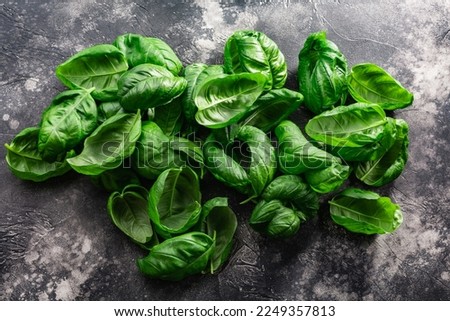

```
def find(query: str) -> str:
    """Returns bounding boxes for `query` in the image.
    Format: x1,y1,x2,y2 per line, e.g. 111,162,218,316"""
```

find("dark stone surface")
1,0,449,300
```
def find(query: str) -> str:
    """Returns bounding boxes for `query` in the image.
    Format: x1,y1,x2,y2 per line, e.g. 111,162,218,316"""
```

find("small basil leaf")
304,161,351,194
348,63,414,110
38,89,97,162
113,33,182,75
148,167,202,235
97,101,124,124
67,112,141,176
329,188,403,235
298,31,348,114
5,127,74,182
356,118,409,186
224,30,287,90
170,137,204,177
117,64,187,112
56,44,128,101
137,232,215,281
194,72,267,128
91,167,140,192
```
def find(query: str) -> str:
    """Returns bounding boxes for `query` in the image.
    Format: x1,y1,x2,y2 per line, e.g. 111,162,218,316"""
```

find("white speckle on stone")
55,279,74,300
24,78,39,91
25,251,40,265
441,271,449,281
9,119,20,130
81,237,91,254
2,114,10,121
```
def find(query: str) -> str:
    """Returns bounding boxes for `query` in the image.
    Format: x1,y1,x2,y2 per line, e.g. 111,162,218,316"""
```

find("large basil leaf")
224,30,287,90
91,167,140,192
152,98,183,136
275,120,338,174
137,232,214,281
348,63,414,110
262,175,319,220
236,125,277,197
38,89,97,162
356,118,409,186
194,72,267,128
56,44,128,101
5,127,74,182
298,31,348,114
249,200,301,238
148,167,202,235
182,64,225,129
201,197,237,273
113,33,182,75
304,160,351,194
97,101,124,124
329,188,403,235
239,88,303,132
107,185,156,249
67,112,141,175
117,64,187,112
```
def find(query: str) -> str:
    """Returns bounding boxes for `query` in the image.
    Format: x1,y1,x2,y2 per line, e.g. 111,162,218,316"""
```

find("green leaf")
117,64,187,112
56,44,128,101
239,88,303,132
148,167,202,235
97,101,124,124
107,185,156,249
91,167,140,192
152,98,183,136
304,161,351,194
194,72,267,128
224,30,287,90
137,232,214,281
348,63,414,110
329,188,403,235
5,127,74,182
298,31,348,114
275,120,338,174
356,118,409,186
38,89,97,162
113,33,182,75
67,112,141,175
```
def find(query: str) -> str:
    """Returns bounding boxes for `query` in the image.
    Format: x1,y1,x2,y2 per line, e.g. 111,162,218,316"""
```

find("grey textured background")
1,0,449,300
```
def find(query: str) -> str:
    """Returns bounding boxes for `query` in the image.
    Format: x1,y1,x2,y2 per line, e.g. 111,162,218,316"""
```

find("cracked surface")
1,0,449,300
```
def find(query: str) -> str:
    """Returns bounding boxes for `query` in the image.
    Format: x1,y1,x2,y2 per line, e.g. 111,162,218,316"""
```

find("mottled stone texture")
1,0,449,300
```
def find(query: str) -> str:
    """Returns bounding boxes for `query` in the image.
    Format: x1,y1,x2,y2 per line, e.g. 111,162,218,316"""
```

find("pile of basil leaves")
5,31,412,281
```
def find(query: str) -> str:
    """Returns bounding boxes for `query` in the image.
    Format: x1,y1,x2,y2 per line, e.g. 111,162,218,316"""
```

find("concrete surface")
0,0,449,300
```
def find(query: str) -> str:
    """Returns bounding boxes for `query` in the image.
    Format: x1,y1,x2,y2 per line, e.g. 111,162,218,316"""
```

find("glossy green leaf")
239,88,303,132
97,101,124,124
224,30,287,90
298,31,348,114
356,118,409,186
152,98,183,136
148,167,202,235
137,232,214,281
305,161,351,194
67,112,141,175
194,72,267,128
56,44,128,101
38,89,97,162
275,120,338,174
113,33,182,74
117,64,187,112
329,188,403,235
5,127,74,182
348,63,414,110
91,167,140,192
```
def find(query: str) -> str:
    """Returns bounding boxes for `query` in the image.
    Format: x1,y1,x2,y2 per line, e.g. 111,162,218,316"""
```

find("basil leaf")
97,101,124,124
137,232,214,281
239,88,303,132
170,137,204,177
67,112,141,175
113,33,182,75
107,186,156,249
194,72,267,128
91,167,140,192
152,98,183,136
348,63,414,110
148,167,202,235
262,175,319,220
182,64,225,129
275,120,338,174
298,31,348,114
304,161,351,194
202,197,237,273
224,30,287,90
249,200,300,238
56,44,128,101
5,127,74,182
117,64,187,112
38,89,97,162
329,188,403,235
356,118,409,186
